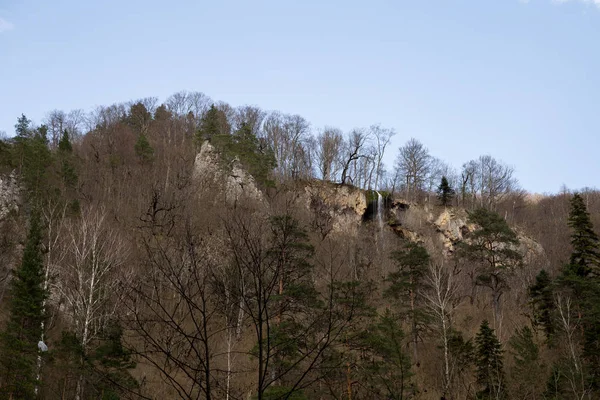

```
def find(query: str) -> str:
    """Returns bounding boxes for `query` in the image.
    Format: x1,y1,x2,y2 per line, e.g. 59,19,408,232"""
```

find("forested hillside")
0,91,599,400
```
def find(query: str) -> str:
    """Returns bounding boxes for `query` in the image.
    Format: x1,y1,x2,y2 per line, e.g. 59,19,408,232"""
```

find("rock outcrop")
193,141,263,204
303,182,367,236
0,171,20,221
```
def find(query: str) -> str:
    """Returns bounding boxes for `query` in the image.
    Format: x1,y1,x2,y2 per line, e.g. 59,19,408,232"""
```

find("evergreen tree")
386,242,430,364
134,133,154,163
508,326,545,399
437,176,455,207
475,320,506,400
0,212,48,399
196,104,226,143
566,193,600,277
361,310,414,399
528,269,555,340
458,208,522,327
58,130,78,189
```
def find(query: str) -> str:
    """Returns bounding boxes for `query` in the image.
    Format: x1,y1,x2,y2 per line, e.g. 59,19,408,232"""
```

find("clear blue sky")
1,0,599,194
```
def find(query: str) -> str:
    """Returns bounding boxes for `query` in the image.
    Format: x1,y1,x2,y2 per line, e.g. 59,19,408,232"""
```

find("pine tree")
508,326,545,399
0,212,48,399
528,269,555,340
566,193,600,277
361,309,414,399
437,176,455,207
134,133,154,163
196,104,226,144
475,320,506,400
58,130,78,188
386,242,430,364
458,208,522,327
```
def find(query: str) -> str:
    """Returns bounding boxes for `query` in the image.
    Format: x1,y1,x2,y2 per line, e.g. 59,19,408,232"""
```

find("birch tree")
56,206,129,400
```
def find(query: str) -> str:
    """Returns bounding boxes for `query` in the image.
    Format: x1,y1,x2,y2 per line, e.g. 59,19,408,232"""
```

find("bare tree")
55,206,129,400
421,262,461,398
339,129,370,186
394,138,431,201
313,127,343,182
370,124,395,190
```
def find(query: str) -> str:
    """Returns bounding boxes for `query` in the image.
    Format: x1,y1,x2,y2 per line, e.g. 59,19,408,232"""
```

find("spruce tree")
475,320,505,400
386,242,430,364
437,176,455,207
196,104,226,143
134,133,154,163
566,193,600,277
0,212,48,399
458,208,522,327
528,269,555,340
58,130,78,189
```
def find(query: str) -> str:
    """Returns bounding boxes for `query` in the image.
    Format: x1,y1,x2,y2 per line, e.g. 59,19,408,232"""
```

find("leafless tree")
313,127,343,182
55,206,130,400
394,138,431,200
339,129,370,186
421,262,461,398
370,124,395,190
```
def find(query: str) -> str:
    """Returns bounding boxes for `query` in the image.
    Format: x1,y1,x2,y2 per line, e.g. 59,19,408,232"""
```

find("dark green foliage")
528,269,555,340
212,121,276,188
126,102,152,134
12,116,55,202
475,320,505,400
361,310,414,399
134,134,154,163
58,130,78,188
386,242,430,363
437,176,455,207
459,208,522,323
0,211,48,399
58,129,73,153
196,104,228,143
566,193,600,277
254,386,307,400
508,326,545,399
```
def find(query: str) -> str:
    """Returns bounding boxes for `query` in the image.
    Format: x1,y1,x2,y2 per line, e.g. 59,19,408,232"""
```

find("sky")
0,0,599,194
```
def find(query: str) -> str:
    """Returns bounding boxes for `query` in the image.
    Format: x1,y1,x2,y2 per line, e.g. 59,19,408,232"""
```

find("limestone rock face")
434,209,475,253
0,172,20,221
193,141,263,204
434,208,544,260
303,182,367,235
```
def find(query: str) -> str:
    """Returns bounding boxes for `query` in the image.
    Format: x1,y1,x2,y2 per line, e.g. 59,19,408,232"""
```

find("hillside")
0,97,599,400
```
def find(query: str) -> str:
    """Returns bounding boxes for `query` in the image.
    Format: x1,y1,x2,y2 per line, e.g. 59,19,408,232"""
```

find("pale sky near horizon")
1,0,599,194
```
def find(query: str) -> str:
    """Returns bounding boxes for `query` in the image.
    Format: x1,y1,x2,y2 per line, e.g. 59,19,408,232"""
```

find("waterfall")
376,191,384,231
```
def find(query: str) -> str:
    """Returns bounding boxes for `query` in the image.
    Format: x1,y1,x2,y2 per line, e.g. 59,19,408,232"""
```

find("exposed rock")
0,171,20,221
193,141,263,204
434,209,476,253
303,182,367,236
434,208,545,260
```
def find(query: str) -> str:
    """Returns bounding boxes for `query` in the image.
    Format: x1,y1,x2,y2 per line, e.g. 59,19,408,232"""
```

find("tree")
134,133,154,163
58,130,78,189
340,129,369,186
394,138,430,200
528,269,555,340
437,176,455,207
196,104,230,143
314,127,343,182
361,310,413,399
508,326,545,400
458,208,522,329
566,193,600,277
55,207,129,400
0,211,48,399
421,262,461,397
475,320,506,400
386,242,430,364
